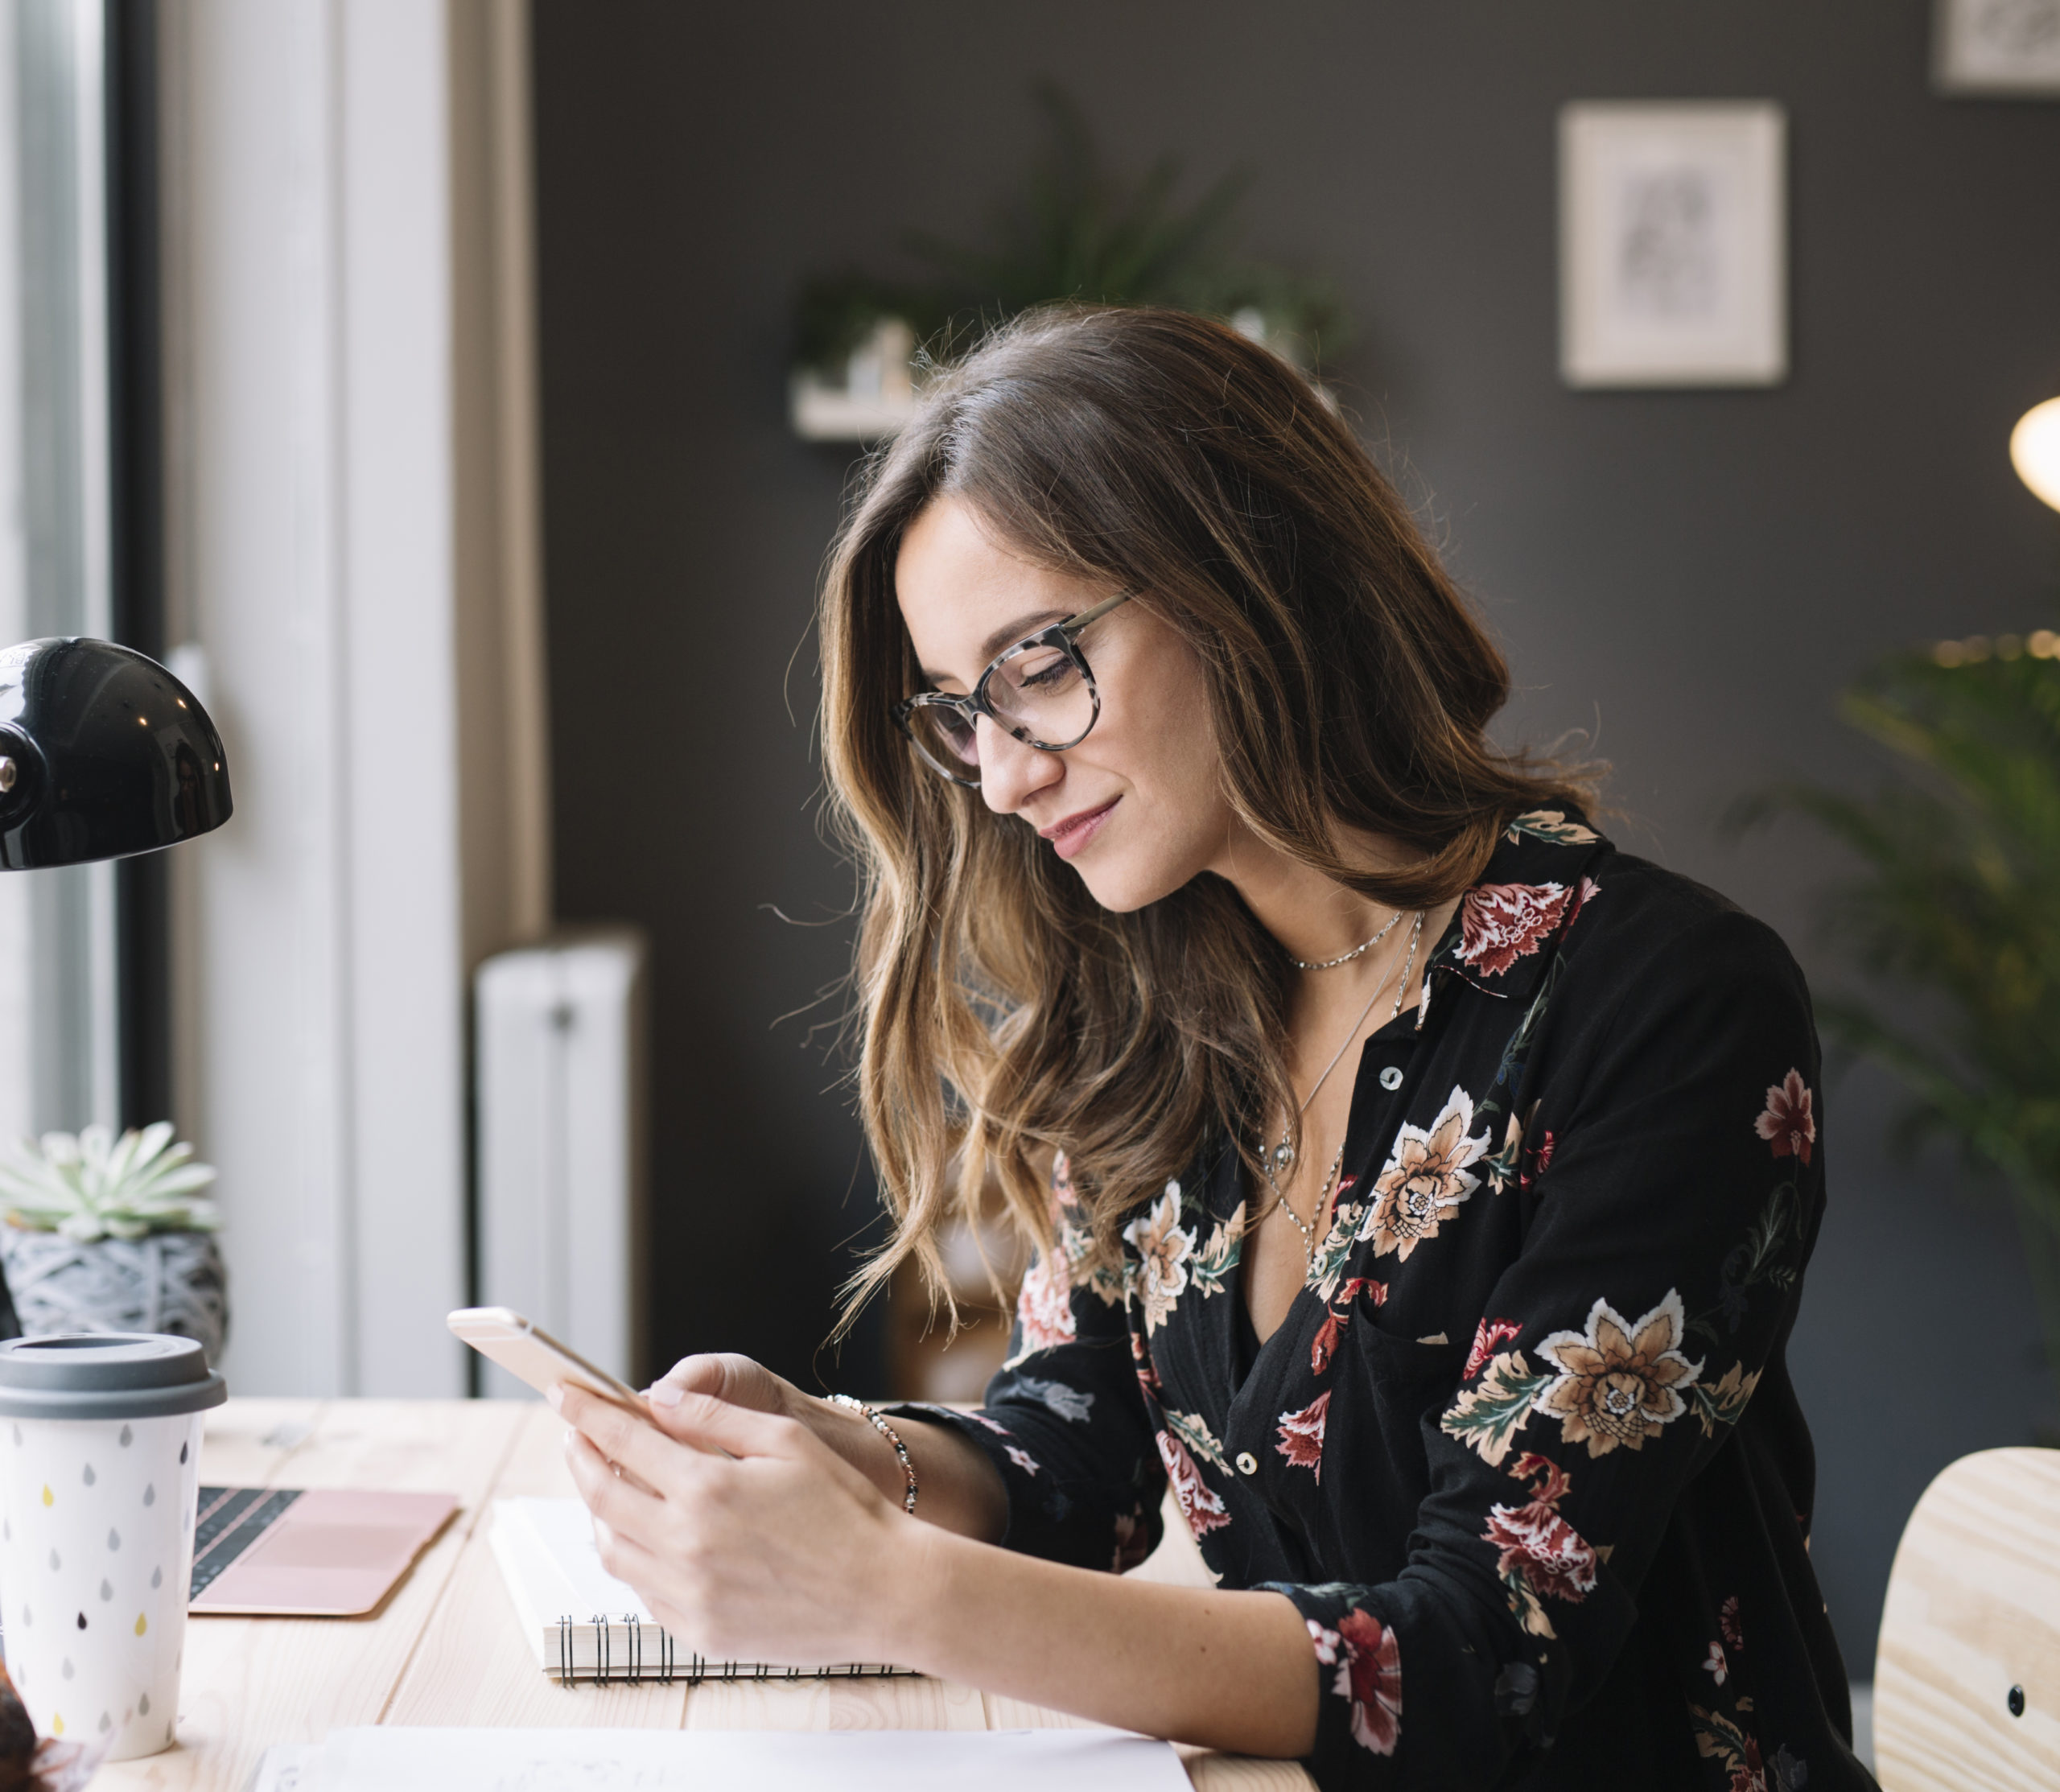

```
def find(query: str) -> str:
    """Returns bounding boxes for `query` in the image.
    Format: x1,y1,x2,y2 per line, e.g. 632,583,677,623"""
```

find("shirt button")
1378,1065,1403,1090
1235,1452,1259,1475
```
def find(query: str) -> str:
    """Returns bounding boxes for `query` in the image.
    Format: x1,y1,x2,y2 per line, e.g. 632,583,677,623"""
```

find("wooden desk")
94,1399,1311,1792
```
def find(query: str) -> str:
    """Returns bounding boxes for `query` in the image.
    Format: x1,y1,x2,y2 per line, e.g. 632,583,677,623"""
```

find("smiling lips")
1040,797,1119,860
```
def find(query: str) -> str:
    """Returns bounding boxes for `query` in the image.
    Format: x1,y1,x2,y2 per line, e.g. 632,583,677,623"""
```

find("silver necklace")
1290,907,1403,971
1267,910,1423,1178
1267,1143,1346,1259
1260,912,1426,1258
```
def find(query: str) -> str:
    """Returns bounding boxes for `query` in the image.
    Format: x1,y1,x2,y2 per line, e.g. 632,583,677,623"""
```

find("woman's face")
894,495,1240,913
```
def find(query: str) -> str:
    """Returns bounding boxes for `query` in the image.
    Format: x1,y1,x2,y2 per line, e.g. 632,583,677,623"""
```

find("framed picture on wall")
1559,102,1787,390
1935,0,2060,95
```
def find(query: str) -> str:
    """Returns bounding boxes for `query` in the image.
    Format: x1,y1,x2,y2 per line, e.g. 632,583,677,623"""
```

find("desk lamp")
0,636,231,869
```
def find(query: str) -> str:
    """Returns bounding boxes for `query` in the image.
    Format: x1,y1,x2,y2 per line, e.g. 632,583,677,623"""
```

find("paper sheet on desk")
249,1726,1194,1792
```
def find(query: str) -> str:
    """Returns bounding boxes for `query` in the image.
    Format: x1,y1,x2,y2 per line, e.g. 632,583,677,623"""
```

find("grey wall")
529,0,2060,1678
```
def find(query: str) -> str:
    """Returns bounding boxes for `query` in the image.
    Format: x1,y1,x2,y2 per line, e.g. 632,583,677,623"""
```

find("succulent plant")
0,1123,220,1242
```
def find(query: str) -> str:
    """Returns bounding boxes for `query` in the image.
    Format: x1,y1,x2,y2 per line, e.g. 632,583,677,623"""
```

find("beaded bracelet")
826,1394,919,1514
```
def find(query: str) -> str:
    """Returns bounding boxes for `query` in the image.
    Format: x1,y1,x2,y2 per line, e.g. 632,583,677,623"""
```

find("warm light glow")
2011,397,2060,512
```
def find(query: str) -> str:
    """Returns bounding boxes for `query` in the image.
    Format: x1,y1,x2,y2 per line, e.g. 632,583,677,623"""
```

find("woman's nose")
977,716,1063,814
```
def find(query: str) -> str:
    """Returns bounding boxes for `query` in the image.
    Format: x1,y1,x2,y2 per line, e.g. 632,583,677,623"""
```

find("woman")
555,308,1873,1790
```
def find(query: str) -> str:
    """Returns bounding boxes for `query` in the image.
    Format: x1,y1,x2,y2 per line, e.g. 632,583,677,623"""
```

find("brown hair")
818,306,1589,1316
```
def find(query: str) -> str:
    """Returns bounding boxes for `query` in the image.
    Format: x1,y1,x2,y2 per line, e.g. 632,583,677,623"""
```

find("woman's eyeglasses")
893,591,1132,788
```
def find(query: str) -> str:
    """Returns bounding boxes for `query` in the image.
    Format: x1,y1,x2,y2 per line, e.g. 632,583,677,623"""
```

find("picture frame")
1558,102,1788,390
1934,0,2060,96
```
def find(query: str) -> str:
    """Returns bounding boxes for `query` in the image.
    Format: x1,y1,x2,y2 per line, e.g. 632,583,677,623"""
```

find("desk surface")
93,1399,1311,1792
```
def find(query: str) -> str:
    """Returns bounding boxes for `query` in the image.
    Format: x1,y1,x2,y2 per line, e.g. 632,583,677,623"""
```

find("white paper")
496,1496,650,1619
294,1726,1189,1792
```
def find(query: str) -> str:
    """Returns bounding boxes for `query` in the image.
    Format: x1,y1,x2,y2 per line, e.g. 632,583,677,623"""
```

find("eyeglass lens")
908,639,1097,777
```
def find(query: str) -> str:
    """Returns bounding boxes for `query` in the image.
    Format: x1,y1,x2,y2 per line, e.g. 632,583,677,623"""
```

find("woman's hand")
641,1354,1009,1541
555,1381,926,1666
554,1378,1316,1754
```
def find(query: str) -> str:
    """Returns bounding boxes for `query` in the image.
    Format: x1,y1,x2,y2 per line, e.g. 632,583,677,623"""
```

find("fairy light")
1933,628,2060,666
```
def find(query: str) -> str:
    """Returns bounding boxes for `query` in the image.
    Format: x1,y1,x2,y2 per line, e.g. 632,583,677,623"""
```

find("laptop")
187,1485,460,1617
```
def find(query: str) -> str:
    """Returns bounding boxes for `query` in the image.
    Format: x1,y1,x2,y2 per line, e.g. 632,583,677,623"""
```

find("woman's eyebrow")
918,608,1072,684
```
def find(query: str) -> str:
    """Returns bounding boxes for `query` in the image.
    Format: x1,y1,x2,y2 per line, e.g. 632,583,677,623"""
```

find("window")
0,0,128,1142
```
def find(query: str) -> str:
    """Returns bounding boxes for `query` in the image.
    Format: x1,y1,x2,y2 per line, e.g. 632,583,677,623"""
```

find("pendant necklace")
1260,910,1425,1259
1268,910,1423,1179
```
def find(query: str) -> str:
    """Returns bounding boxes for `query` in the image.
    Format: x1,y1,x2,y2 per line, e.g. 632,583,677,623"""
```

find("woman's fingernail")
649,1383,683,1408
546,1384,564,1412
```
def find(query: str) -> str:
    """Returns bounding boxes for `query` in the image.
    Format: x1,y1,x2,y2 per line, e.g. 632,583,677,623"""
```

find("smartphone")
447,1307,645,1415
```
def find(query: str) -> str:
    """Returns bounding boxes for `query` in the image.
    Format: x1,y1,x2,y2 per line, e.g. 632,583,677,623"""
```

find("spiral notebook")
489,1497,917,1684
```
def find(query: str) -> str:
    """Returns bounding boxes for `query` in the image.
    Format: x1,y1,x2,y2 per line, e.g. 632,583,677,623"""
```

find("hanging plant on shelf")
792,81,1350,442
0,1122,229,1363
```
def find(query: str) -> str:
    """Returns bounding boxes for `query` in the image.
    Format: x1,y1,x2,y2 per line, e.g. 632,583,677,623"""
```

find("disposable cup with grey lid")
0,1333,225,1760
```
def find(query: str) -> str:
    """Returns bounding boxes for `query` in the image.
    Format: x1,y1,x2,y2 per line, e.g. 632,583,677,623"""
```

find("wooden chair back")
1874,1446,2060,1789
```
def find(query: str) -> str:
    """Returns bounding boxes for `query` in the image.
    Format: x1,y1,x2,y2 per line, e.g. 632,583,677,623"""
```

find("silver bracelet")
826,1394,918,1514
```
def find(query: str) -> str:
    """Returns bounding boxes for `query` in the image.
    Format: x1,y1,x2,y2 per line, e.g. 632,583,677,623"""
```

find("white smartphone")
447,1306,645,1415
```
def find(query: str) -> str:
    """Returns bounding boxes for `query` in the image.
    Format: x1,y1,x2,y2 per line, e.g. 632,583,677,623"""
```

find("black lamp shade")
0,637,233,870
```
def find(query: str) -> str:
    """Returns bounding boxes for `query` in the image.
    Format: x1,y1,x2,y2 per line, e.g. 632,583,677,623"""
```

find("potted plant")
790,82,1350,442
1756,628,2060,1399
0,1123,227,1362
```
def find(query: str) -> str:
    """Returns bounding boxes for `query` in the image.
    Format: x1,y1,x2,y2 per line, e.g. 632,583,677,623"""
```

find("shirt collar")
1420,806,1609,1015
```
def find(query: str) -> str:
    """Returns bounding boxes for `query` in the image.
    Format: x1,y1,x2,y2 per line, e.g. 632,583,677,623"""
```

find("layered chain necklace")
1259,909,1425,1259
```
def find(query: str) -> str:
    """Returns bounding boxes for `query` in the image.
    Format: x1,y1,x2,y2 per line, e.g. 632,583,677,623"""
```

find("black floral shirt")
893,813,1878,1791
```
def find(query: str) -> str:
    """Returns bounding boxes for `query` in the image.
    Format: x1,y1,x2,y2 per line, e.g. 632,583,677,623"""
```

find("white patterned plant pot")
0,1230,229,1365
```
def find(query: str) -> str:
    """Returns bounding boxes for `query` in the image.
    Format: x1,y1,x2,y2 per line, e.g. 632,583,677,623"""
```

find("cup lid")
0,1333,227,1419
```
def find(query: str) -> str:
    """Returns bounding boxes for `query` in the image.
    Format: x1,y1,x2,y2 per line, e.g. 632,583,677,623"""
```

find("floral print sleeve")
1263,907,1852,1790
882,1156,1166,1572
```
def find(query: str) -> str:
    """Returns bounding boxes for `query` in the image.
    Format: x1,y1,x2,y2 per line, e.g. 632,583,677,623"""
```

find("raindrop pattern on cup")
0,1339,223,1763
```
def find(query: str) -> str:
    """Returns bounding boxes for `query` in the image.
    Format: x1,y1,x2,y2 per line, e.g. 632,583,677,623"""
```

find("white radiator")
474,928,650,1399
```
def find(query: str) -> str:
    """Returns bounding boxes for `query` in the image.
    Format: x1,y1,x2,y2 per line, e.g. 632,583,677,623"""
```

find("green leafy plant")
795,81,1349,376
0,1122,220,1242
1754,631,2060,1390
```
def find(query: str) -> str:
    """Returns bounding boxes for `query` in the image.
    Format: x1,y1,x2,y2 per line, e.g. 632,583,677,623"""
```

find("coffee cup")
0,1333,225,1759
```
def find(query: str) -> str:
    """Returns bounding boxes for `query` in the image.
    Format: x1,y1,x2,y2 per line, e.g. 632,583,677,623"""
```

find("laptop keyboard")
190,1486,303,1597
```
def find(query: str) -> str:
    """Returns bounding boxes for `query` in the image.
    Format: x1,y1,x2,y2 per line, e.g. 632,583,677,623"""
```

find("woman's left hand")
554,1382,927,1666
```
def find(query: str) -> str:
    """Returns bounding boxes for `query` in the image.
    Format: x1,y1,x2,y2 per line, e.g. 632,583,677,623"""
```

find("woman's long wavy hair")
820,307,1591,1319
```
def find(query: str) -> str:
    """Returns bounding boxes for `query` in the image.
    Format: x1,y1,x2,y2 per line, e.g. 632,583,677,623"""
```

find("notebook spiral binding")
552,1614,910,1687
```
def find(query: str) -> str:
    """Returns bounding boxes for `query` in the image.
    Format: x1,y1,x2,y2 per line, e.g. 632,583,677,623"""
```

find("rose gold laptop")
187,1485,459,1617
